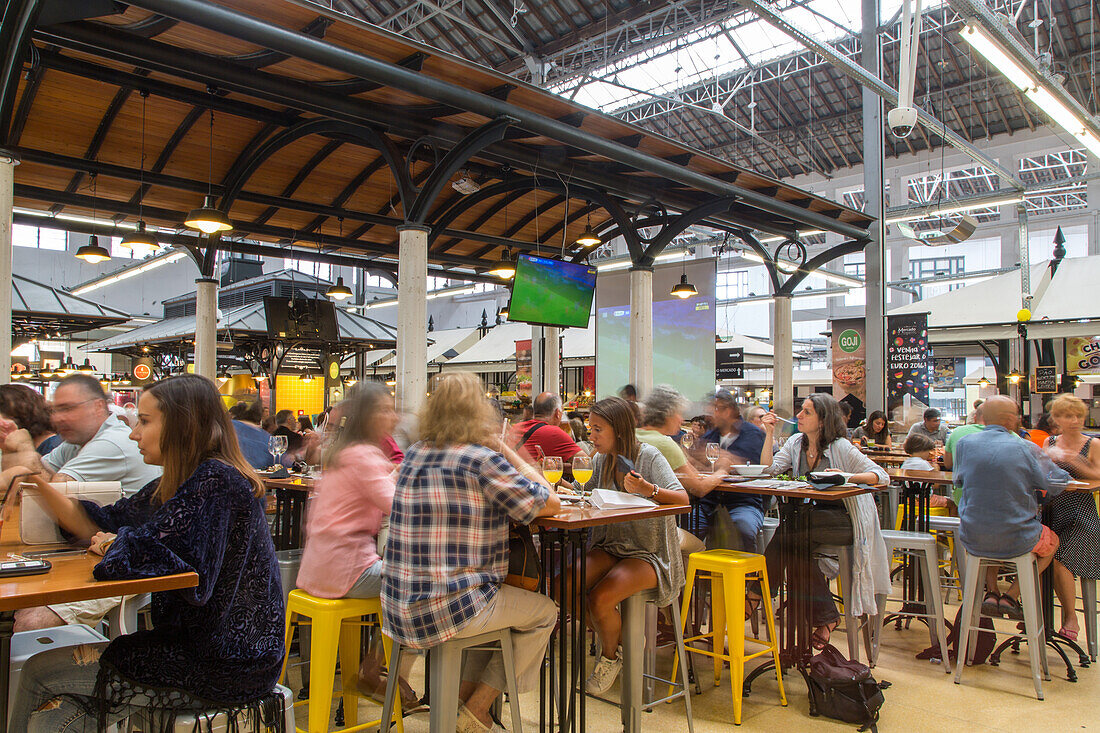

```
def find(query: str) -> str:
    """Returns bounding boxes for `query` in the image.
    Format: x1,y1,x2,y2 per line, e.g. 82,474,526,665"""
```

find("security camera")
888,106,918,138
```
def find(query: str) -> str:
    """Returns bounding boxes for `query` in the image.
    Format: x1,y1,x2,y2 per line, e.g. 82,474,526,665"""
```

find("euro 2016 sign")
886,314,930,407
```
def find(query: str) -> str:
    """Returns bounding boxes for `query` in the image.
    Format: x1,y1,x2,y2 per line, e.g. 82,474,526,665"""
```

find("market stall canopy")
5,0,872,286
12,274,130,342
86,299,395,357
377,326,481,368
888,256,1100,342
442,323,534,373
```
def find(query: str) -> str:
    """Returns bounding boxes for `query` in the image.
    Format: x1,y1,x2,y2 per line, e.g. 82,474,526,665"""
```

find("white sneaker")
457,704,490,733
584,648,623,695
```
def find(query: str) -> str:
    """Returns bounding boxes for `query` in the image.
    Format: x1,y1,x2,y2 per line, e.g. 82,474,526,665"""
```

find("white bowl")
734,464,768,476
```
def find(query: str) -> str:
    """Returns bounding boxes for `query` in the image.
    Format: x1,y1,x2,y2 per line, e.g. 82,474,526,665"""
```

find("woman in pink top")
295,383,412,701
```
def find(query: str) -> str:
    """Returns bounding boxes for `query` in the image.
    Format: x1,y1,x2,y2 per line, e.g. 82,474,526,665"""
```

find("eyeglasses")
51,399,98,416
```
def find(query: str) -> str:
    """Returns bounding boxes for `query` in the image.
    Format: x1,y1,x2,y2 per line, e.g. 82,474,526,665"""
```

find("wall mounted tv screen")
264,296,340,342
507,254,597,329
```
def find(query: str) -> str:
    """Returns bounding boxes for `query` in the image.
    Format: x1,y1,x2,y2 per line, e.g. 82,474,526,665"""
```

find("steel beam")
119,0,872,240
732,0,1024,190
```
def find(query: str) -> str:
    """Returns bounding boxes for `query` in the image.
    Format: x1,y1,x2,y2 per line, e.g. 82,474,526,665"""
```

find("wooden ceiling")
5,0,874,281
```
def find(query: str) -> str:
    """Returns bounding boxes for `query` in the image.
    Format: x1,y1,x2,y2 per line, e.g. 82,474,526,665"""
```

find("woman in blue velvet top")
10,374,285,731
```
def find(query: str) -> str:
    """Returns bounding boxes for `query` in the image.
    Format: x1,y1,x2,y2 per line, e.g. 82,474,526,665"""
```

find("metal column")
629,267,653,396
193,277,218,379
861,0,887,413
396,224,429,417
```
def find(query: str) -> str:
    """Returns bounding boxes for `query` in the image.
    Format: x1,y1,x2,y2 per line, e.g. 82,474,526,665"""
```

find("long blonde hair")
144,375,264,504
418,373,498,447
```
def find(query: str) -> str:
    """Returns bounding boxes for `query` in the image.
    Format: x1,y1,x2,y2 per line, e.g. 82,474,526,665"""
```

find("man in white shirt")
2,374,161,631
906,408,949,444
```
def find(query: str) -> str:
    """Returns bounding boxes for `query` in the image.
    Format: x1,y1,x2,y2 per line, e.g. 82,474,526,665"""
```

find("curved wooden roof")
6,0,874,281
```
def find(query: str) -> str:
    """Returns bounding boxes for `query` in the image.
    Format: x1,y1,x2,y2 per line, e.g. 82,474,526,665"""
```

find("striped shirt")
381,442,549,649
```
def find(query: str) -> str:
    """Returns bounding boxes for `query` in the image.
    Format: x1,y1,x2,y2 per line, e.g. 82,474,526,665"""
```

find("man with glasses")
1,374,161,632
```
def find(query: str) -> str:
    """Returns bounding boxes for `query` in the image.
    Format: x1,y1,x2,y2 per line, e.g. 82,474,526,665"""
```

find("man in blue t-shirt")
690,389,766,551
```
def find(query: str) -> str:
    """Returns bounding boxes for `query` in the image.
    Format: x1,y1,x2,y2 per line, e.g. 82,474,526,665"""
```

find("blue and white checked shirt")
381,442,550,649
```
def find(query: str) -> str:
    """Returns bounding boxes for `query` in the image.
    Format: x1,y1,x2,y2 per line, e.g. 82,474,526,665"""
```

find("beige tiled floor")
289,597,1100,732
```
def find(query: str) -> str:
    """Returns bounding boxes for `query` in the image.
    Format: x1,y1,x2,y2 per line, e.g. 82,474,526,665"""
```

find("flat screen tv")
264,296,340,342
507,254,597,329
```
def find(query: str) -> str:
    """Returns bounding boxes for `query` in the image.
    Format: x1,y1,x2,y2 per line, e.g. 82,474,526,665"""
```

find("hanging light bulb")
78,358,95,374
326,276,353,300
185,195,232,234
120,221,160,253
670,273,698,299
185,110,232,234
123,91,161,253
497,305,510,320
978,376,991,387
1008,370,1023,384
575,209,602,248
75,236,111,263
299,373,314,382
488,250,516,279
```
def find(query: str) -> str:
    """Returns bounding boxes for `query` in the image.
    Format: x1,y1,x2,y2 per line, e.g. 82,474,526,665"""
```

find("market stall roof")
12,274,131,341
377,326,482,368
888,256,1100,343
87,299,396,357
444,323,532,371
6,0,872,286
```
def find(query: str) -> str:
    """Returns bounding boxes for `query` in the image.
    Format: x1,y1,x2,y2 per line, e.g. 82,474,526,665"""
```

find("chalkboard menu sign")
1035,366,1058,394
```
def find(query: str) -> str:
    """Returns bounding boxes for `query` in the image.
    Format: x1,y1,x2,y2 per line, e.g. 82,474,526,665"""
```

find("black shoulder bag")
806,643,890,732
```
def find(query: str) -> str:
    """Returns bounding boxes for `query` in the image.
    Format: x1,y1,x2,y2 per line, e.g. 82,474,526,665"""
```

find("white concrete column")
628,267,653,396
0,151,16,382
1088,154,1100,255
194,277,218,379
531,325,545,393
773,295,794,418
543,326,560,396
396,224,429,416
861,0,886,414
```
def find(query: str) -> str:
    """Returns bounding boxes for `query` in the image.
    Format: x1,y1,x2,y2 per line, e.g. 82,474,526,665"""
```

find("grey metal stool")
954,550,1048,700
1081,579,1097,662
926,515,966,601
381,629,523,733
832,545,883,666
624,589,693,733
879,529,952,673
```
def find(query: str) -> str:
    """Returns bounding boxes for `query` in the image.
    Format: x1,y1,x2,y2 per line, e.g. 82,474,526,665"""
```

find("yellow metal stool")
280,589,403,733
671,549,786,725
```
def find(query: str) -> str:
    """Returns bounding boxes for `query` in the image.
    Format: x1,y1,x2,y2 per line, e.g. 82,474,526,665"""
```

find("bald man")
952,395,1069,618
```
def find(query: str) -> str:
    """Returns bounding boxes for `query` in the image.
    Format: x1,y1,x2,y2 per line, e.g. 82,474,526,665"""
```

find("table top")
716,478,883,501
1065,478,1100,493
0,510,198,612
886,468,955,487
533,502,689,530
262,476,316,492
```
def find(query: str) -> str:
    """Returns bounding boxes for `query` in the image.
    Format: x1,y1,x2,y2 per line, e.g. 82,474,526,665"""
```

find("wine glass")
572,455,593,507
705,442,720,471
269,434,288,467
681,432,695,451
541,456,563,486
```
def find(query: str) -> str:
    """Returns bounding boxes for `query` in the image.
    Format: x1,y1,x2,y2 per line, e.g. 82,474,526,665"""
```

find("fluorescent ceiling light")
1025,86,1100,157
884,195,1024,224
596,260,632,272
960,23,1035,90
71,251,187,295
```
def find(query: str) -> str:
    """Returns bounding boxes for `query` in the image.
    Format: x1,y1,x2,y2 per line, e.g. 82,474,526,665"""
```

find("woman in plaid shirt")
382,374,560,733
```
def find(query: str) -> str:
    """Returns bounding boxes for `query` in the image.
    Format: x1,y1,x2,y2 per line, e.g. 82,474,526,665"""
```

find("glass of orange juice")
572,455,593,508
541,456,563,486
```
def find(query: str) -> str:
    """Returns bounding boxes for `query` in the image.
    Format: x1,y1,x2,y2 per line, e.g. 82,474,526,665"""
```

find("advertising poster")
931,357,965,389
887,314,931,407
831,318,866,425
1067,337,1100,374
515,339,532,397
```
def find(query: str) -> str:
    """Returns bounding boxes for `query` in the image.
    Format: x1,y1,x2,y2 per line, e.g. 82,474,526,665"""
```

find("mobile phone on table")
0,559,51,577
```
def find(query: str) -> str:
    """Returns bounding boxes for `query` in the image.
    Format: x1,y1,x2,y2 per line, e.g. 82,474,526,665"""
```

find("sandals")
811,620,839,650
1058,626,1080,642
980,592,1002,617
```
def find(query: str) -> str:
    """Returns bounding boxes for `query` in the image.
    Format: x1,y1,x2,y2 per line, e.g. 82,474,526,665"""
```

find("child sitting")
902,433,953,510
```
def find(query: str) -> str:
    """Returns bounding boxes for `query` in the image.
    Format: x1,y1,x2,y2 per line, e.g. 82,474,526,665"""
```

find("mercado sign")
886,314,931,407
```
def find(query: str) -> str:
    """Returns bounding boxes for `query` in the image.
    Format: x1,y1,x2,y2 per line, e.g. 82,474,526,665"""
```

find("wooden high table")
989,478,1100,681
0,513,197,733
714,478,884,716
532,502,690,733
261,475,315,550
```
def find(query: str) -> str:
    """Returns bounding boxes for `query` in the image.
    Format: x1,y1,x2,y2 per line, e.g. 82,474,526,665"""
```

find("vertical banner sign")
887,314,931,406
1067,337,1100,374
831,318,867,424
515,339,532,398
